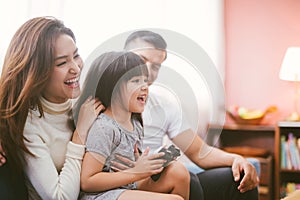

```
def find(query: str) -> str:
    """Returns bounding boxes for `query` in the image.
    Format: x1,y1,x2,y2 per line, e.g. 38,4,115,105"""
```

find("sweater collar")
40,97,72,115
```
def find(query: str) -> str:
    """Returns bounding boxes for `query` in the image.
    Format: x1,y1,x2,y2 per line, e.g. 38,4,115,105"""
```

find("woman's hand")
0,143,6,166
72,97,105,145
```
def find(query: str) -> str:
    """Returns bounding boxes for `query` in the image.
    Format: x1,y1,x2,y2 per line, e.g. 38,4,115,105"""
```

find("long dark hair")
74,51,148,125
0,16,76,175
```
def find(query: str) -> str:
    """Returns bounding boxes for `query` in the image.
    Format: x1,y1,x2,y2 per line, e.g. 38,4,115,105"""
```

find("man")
124,30,259,200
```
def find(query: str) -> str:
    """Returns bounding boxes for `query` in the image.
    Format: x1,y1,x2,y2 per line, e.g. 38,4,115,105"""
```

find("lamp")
279,47,300,121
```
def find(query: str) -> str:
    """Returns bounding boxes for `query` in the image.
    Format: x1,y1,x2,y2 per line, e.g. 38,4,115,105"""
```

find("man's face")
132,45,166,85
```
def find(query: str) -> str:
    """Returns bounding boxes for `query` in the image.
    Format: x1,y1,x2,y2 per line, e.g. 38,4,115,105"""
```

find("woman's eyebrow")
55,48,78,60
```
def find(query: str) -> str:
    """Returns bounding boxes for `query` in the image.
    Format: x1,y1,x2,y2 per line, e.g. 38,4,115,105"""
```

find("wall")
0,0,224,75
225,0,300,124
0,0,225,134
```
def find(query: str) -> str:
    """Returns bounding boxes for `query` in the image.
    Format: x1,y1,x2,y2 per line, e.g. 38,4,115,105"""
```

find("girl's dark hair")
74,51,148,125
0,16,76,175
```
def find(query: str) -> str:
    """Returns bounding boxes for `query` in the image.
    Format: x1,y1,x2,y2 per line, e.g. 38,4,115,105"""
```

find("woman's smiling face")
43,34,83,103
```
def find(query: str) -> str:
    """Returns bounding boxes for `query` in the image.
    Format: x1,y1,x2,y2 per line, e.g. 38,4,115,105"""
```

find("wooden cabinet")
275,122,300,199
208,124,275,200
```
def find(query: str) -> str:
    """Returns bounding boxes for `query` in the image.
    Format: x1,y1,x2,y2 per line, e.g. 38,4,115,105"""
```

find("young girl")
77,51,190,200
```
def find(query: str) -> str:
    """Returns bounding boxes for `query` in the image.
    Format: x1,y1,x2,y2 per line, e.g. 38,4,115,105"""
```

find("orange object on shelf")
227,111,264,125
226,105,277,125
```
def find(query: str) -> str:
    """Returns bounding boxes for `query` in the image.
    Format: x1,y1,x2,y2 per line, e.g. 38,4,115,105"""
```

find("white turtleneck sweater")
23,98,85,200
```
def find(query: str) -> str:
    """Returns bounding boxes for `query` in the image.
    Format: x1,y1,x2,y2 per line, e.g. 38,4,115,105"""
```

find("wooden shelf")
278,121,300,127
208,123,275,156
280,169,300,173
275,122,300,199
209,123,275,131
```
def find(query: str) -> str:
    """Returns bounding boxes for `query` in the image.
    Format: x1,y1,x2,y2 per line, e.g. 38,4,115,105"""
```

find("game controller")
156,144,181,167
151,144,181,181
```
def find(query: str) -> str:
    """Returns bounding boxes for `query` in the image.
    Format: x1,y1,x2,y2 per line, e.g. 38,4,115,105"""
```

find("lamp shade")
279,47,300,81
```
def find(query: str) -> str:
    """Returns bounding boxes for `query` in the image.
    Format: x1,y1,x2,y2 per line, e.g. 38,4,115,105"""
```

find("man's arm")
172,129,234,168
172,129,259,193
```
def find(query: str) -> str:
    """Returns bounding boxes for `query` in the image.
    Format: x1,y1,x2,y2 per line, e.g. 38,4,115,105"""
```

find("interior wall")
225,0,300,124
0,0,225,135
0,0,224,76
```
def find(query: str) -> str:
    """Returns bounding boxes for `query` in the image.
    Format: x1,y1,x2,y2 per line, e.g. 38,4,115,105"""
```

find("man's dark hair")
124,30,167,50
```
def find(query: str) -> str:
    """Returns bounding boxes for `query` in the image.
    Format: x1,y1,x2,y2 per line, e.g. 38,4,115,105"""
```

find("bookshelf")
275,122,300,199
208,124,275,200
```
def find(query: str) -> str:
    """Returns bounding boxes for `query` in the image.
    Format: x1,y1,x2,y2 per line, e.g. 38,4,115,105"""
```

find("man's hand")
231,156,260,193
110,144,140,171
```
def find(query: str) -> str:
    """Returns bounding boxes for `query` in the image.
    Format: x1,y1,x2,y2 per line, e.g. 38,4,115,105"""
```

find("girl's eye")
74,54,80,59
130,76,148,84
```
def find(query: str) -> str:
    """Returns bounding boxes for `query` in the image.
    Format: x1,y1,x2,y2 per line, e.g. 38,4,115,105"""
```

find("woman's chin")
70,89,81,99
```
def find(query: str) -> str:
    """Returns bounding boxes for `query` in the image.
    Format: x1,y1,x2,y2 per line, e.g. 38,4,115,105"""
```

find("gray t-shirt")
79,113,143,200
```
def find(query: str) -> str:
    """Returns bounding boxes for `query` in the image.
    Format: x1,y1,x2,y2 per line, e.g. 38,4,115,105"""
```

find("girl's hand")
116,147,166,179
72,97,105,144
111,146,166,178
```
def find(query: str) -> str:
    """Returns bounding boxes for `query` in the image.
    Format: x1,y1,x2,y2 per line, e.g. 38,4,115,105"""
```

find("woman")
0,16,104,199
